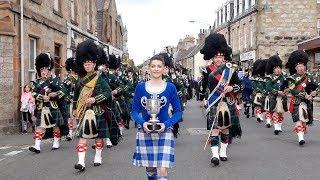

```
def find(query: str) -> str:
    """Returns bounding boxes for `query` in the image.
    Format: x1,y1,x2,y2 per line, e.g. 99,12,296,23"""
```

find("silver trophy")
146,93,161,132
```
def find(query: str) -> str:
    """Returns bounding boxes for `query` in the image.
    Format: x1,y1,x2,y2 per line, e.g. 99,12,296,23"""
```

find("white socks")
94,149,102,164
278,123,282,131
257,114,264,121
78,152,86,167
297,132,304,142
266,119,271,125
119,126,124,135
52,137,60,149
219,143,228,158
34,139,41,150
106,138,112,147
211,146,219,159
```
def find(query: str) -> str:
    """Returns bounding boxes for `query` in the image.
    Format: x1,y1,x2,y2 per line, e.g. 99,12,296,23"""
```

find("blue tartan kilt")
35,106,65,127
132,128,175,168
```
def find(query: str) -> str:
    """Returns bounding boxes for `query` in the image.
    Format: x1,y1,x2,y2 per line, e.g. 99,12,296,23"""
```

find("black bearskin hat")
75,40,100,76
96,46,109,67
200,33,232,61
108,54,120,70
35,53,54,75
126,67,134,73
159,53,173,68
285,50,309,75
266,55,282,75
65,57,76,72
256,59,268,77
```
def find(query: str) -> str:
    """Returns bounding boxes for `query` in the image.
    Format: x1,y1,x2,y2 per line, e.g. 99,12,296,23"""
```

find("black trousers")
22,112,33,124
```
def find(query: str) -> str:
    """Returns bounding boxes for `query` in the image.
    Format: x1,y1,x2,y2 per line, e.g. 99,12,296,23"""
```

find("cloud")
116,0,226,65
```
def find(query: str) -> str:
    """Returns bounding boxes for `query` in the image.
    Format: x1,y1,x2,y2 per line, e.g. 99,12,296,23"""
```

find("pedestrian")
265,55,288,135
72,40,112,171
20,84,35,133
242,69,253,118
29,53,66,154
131,55,182,180
199,33,242,166
285,50,318,146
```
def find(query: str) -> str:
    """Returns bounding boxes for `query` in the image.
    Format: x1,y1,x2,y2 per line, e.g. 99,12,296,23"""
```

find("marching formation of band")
24,33,319,179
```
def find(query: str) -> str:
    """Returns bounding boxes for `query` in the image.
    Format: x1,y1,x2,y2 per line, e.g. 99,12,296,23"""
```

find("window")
224,5,228,22
250,23,253,47
315,53,320,65
71,0,78,23
54,0,60,12
317,19,320,36
244,25,247,49
238,27,241,51
234,0,238,17
54,43,61,76
29,37,37,81
217,11,220,26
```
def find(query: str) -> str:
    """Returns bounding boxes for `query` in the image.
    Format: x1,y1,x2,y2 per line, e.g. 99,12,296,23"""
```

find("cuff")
56,90,65,99
94,94,106,104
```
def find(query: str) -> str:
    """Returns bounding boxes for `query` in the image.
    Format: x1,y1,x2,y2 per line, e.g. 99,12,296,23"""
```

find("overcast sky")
115,0,226,65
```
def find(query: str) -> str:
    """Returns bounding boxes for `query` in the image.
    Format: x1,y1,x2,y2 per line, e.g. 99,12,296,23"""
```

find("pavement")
0,99,320,180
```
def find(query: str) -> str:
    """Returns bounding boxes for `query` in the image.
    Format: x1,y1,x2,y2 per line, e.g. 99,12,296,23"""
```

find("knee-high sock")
220,133,229,158
265,112,272,124
210,136,219,158
295,125,305,141
68,121,73,136
256,108,263,120
33,131,42,150
272,114,279,130
52,131,61,149
146,167,157,180
76,143,87,166
94,140,104,164
278,115,284,130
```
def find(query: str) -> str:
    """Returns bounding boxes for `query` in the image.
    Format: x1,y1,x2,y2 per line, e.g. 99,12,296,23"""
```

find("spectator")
20,84,35,133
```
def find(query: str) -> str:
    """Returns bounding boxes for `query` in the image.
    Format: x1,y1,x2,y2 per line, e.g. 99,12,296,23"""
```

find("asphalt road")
0,99,320,180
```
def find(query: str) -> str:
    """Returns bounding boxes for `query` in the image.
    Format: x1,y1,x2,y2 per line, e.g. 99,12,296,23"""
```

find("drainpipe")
20,0,24,92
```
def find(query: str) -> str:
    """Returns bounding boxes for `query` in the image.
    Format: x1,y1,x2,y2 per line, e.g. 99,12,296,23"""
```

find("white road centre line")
0,146,12,150
4,151,23,156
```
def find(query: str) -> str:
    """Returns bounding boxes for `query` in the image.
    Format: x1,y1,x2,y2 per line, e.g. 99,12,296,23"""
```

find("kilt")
132,128,175,168
207,98,242,138
291,101,313,125
78,113,109,139
111,101,121,123
35,105,64,127
118,98,130,117
268,95,288,113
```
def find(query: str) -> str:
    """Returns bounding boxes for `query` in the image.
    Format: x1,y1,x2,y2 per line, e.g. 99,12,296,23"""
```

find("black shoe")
52,147,59,150
124,124,130,129
244,111,247,115
252,114,255,117
22,130,28,134
299,140,305,146
266,123,271,128
74,164,85,171
94,163,101,166
220,157,228,161
29,147,40,154
66,135,72,141
257,118,262,123
174,133,178,138
274,130,279,135
246,114,250,118
211,157,219,166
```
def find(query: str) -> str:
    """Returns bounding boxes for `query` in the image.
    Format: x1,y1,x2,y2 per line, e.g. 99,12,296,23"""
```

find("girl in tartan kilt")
29,53,66,154
285,50,319,146
73,40,112,171
199,33,242,166
131,55,182,180
265,55,289,135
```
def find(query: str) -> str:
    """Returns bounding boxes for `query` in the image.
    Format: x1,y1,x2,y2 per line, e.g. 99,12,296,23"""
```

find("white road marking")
0,146,11,150
0,158,5,162
4,151,23,156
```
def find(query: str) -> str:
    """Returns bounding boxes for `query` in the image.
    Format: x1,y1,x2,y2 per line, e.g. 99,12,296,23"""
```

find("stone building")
0,0,125,134
214,0,320,72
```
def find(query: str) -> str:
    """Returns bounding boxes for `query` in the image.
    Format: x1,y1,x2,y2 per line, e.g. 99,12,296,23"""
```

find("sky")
115,0,226,65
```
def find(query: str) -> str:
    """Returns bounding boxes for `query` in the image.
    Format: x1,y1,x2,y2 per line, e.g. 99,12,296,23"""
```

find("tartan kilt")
291,101,314,125
35,106,64,127
207,99,242,138
111,101,121,123
132,128,175,168
268,95,288,113
118,98,130,117
78,113,109,139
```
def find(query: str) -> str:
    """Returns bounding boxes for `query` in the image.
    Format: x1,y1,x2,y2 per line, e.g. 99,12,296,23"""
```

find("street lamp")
188,20,211,27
